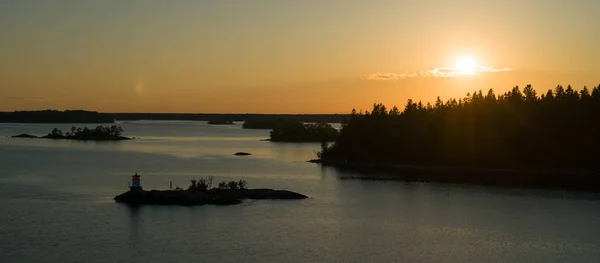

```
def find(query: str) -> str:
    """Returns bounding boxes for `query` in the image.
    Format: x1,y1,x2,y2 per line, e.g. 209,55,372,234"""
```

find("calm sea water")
1,121,599,263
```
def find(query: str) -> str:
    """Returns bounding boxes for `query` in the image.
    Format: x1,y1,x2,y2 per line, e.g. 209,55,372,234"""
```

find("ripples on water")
1,121,599,263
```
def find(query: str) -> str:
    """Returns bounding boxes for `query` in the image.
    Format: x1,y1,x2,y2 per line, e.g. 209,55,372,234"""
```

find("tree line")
46,125,124,139
319,84,600,170
0,110,114,123
269,119,339,142
184,176,248,191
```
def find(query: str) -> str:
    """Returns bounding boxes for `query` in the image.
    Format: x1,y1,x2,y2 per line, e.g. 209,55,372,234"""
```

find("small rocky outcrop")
11,133,38,138
114,188,308,206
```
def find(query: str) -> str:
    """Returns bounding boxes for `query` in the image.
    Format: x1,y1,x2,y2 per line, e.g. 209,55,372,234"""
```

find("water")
1,121,599,263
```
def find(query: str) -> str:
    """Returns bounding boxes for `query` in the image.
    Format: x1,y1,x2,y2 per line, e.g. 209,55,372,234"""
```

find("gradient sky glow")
1,0,599,113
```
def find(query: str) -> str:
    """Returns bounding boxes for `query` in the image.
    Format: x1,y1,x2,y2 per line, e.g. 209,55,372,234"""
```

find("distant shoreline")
11,133,131,141
0,110,349,123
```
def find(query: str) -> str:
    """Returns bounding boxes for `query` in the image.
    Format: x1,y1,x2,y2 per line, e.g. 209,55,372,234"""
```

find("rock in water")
114,188,308,206
234,152,251,156
11,134,38,138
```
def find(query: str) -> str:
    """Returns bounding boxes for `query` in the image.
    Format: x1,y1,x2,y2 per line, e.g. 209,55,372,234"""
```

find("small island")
207,120,235,125
114,175,308,206
12,125,131,141
234,152,251,156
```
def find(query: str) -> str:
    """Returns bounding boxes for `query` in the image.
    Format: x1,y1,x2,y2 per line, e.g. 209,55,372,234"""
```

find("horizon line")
0,110,351,115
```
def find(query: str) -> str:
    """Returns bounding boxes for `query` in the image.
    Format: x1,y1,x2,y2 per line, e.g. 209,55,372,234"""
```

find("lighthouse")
130,173,142,191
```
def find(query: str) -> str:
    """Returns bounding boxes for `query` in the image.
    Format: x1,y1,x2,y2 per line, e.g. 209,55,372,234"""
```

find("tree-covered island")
12,125,130,141
314,85,600,191
268,119,339,142
242,118,288,129
114,176,308,206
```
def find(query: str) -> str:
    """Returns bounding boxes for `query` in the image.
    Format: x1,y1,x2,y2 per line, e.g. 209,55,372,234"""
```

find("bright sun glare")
455,56,478,74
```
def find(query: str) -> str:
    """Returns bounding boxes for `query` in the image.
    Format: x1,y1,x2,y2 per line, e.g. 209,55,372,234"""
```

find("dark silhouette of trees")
0,110,113,123
44,125,126,140
216,180,247,190
207,120,235,125
320,85,600,170
188,176,248,191
269,119,339,142
188,176,214,191
50,128,63,137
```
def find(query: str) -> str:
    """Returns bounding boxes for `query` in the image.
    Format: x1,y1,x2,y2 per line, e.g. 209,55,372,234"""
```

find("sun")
455,56,478,74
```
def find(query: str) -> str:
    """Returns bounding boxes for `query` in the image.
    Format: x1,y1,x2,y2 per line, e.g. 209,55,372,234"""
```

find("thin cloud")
364,66,512,80
487,67,513,73
363,72,418,81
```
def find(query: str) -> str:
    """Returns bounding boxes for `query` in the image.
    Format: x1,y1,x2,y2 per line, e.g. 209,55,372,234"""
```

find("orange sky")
1,1,599,113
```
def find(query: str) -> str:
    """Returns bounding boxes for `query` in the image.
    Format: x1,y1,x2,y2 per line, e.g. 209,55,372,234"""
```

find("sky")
1,0,599,113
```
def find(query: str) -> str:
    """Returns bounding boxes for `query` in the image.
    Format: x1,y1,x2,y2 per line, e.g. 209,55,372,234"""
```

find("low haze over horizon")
1,0,599,113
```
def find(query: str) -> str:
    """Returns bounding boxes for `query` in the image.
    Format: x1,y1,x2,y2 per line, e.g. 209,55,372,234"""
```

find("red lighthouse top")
130,172,142,191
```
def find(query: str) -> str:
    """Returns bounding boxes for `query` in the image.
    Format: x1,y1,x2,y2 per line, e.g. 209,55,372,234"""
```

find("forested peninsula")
316,85,600,190
268,119,339,142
